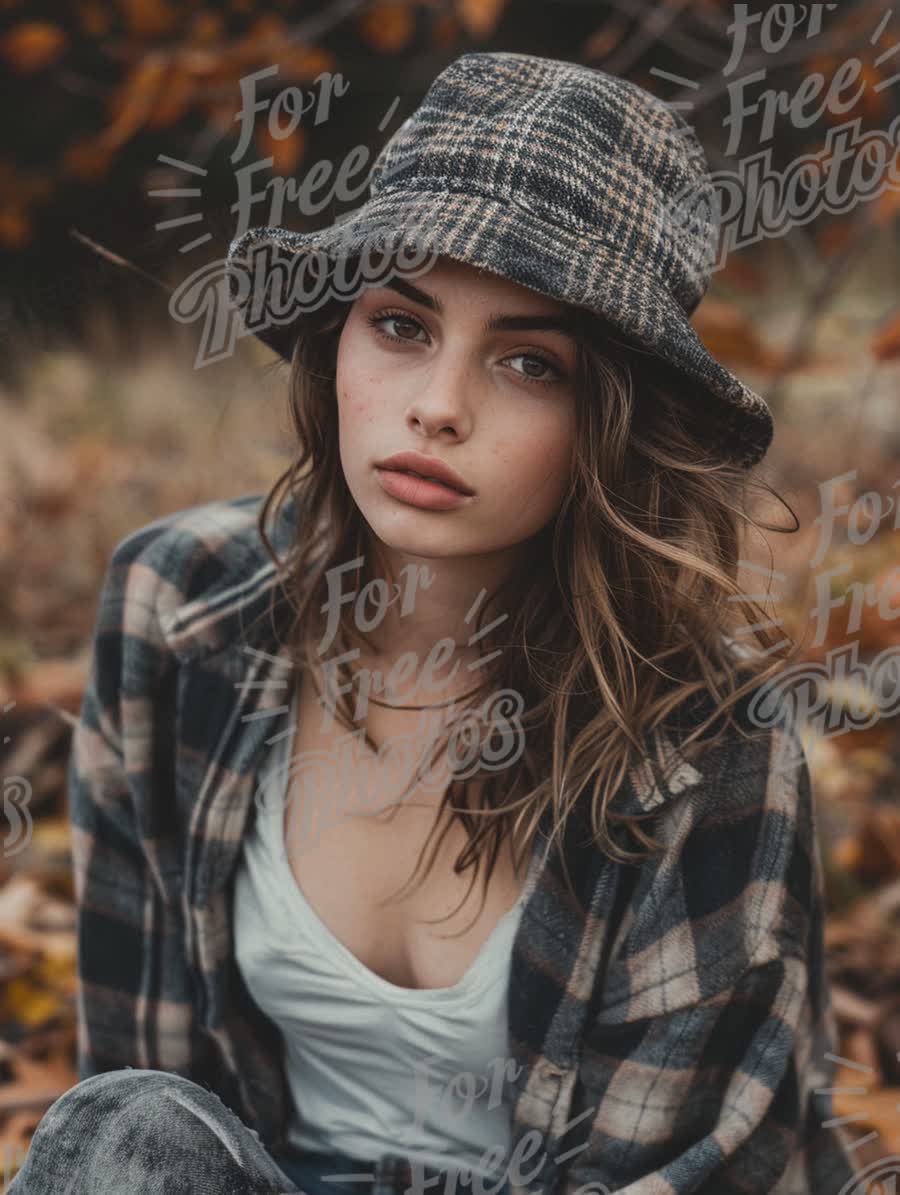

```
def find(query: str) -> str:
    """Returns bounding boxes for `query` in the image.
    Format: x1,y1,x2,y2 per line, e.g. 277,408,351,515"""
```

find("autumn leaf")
225,13,290,73
116,0,181,40
831,1071,900,1155
871,311,900,362
457,0,508,39
841,807,898,884
0,1053,78,1123
255,123,307,176
691,296,780,371
145,66,198,130
817,219,857,258
872,169,900,227
0,206,31,250
188,10,225,44
811,54,887,125
359,2,416,53
717,252,765,294
102,54,170,149
28,819,73,860
60,135,115,183
430,11,459,49
76,1,112,39
242,12,288,49
2,978,64,1030
582,17,630,62
0,22,67,74
177,46,221,79
857,563,900,650
279,45,337,83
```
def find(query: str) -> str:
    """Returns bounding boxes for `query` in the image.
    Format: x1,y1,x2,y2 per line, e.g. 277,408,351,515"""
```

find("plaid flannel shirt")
69,490,862,1195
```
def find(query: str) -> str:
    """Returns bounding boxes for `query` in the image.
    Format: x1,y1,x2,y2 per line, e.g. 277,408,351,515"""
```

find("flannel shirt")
69,490,863,1195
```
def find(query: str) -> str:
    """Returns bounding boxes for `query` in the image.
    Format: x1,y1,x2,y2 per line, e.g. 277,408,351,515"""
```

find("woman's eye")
505,353,561,384
367,312,428,343
365,313,563,384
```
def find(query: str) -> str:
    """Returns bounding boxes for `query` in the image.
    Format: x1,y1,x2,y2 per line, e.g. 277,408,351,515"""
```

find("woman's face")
335,256,578,561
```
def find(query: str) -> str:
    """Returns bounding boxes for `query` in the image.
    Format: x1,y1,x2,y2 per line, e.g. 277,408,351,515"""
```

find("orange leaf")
359,2,416,53
832,1071,900,1155
178,47,220,78
582,18,630,62
872,311,900,362
243,13,288,47
457,0,507,38
225,13,289,71
850,561,898,650
430,11,459,49
279,45,337,83
76,1,111,39
0,205,31,250
691,296,777,371
145,66,198,129
255,124,306,176
0,22,67,73
188,10,224,43
872,164,900,227
809,54,887,126
116,0,181,39
61,135,115,183
102,55,169,150
717,252,765,293
853,58,889,124
817,219,856,258
12,657,87,711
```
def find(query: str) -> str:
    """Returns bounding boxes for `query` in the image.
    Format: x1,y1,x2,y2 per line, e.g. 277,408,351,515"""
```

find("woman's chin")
367,525,475,559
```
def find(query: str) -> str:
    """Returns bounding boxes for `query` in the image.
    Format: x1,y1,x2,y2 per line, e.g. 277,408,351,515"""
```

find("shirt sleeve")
68,536,200,1082
556,715,862,1195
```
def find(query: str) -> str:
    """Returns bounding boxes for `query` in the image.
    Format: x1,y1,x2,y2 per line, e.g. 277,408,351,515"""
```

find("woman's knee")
34,1068,217,1139
10,1068,281,1195
53,1066,200,1106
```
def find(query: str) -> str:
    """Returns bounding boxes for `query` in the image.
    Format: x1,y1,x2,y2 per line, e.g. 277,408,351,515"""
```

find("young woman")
13,51,861,1195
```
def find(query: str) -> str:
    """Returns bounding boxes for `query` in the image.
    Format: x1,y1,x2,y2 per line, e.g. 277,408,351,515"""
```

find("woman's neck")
356,536,526,694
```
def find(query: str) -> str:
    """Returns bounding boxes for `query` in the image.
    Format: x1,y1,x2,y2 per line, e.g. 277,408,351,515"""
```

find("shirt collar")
159,491,299,662
158,488,707,814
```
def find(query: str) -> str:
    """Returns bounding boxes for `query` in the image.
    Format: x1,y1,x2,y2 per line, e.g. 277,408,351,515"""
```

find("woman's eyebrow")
383,278,576,337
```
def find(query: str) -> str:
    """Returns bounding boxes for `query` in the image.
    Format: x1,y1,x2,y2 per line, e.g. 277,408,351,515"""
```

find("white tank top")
232,690,534,1182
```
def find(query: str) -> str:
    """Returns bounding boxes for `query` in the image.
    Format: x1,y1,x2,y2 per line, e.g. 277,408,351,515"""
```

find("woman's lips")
374,467,474,511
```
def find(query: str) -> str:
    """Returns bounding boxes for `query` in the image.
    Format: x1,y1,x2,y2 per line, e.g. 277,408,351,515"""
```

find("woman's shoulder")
606,680,818,1002
105,491,273,577
96,490,298,653
623,671,809,821
628,676,816,902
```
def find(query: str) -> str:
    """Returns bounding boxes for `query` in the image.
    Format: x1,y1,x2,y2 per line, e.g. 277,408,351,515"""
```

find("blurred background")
1,0,899,1185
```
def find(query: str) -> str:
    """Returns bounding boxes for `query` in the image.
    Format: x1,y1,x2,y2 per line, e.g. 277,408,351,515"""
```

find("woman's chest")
280,670,527,991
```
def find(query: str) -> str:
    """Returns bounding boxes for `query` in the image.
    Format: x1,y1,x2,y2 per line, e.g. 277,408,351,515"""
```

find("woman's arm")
68,531,199,1081
557,719,861,1195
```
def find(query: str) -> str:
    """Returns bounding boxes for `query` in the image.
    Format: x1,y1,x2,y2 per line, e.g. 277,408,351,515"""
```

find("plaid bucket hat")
225,51,774,469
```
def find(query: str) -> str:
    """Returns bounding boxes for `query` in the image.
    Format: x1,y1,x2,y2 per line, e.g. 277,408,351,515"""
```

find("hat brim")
225,189,773,468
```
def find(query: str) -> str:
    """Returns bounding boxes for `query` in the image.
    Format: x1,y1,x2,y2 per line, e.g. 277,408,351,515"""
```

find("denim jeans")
268,1147,385,1195
7,1068,368,1194
8,1069,510,1195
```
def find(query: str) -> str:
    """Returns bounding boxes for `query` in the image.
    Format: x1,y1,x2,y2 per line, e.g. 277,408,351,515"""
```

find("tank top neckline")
256,688,530,1005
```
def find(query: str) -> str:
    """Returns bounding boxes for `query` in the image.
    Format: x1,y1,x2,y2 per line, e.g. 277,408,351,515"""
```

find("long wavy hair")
254,274,801,935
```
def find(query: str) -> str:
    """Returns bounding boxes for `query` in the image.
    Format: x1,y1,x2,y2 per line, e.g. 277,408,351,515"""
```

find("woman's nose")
404,351,475,440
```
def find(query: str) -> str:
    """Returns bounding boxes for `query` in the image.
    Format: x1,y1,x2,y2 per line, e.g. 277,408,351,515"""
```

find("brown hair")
254,285,801,936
